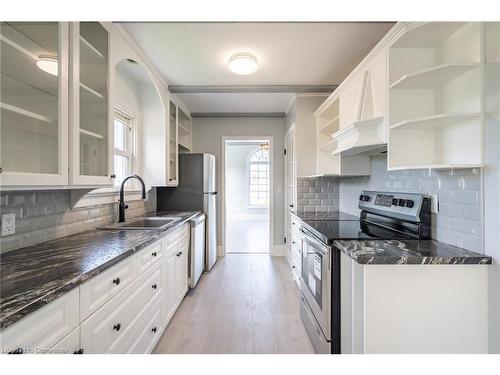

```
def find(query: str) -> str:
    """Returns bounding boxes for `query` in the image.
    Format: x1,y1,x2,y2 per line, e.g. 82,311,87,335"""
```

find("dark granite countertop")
334,239,492,265
0,211,202,332
290,210,359,221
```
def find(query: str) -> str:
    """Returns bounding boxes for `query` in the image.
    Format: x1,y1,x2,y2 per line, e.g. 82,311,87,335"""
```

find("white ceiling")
120,22,395,113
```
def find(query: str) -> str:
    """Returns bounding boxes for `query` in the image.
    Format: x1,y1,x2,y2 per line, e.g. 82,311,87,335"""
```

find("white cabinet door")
162,251,178,322
0,288,79,354
69,21,113,186
0,22,69,187
175,240,189,304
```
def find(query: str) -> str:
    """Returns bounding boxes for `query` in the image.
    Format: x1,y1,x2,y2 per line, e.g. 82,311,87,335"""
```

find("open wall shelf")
388,22,484,170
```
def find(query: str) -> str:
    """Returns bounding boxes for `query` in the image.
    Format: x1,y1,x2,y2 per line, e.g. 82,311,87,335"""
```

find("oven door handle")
300,227,329,255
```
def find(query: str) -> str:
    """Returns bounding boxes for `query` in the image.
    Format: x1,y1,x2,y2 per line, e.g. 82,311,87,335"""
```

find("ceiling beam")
191,112,286,118
168,85,338,94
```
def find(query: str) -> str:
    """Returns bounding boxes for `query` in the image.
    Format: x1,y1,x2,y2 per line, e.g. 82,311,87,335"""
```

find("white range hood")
330,116,386,157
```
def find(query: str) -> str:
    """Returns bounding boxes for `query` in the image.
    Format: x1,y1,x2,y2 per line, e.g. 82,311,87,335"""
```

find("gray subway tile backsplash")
298,155,483,253
0,189,157,253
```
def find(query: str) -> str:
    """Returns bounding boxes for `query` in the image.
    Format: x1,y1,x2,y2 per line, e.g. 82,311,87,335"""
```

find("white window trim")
72,106,142,208
246,147,270,209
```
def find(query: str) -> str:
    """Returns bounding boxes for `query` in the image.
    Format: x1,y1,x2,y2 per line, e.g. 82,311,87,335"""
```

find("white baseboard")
272,245,286,257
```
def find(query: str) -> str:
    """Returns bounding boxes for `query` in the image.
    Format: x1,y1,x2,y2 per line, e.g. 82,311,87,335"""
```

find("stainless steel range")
299,191,431,354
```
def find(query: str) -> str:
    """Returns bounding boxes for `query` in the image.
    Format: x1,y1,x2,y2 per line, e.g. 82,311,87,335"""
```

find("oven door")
300,227,331,341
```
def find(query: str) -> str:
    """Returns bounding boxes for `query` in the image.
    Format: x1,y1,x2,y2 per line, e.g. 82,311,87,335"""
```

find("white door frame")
221,136,274,256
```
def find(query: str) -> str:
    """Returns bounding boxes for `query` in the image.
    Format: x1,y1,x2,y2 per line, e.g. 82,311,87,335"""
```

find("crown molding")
169,85,337,94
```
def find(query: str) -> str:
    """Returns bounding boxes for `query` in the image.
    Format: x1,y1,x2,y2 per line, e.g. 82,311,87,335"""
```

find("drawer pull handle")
152,251,157,257
74,349,84,354
152,283,158,290
152,327,157,333
8,348,23,354
113,323,121,332
176,251,183,257
112,277,121,285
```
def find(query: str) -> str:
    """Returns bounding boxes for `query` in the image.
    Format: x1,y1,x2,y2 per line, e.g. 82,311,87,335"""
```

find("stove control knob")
359,194,364,201
406,200,414,208
359,195,370,202
398,199,406,207
392,198,398,206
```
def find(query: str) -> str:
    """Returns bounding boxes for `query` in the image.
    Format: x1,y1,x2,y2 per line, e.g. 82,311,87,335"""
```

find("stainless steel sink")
100,217,181,230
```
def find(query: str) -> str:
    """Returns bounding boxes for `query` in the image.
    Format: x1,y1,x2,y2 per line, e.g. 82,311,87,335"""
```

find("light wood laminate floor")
153,254,314,354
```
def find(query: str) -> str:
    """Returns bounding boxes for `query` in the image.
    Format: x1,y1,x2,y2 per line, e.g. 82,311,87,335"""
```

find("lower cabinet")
0,223,191,354
340,252,489,354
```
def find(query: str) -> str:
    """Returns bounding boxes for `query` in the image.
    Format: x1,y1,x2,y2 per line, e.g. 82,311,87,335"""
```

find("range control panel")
358,191,430,223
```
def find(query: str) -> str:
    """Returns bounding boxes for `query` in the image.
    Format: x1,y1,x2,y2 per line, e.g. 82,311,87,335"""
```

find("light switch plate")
429,194,439,213
1,214,16,236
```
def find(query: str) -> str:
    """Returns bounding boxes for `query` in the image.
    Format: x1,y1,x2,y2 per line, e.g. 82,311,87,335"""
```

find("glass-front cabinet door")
0,22,68,186
69,22,112,186
168,99,178,186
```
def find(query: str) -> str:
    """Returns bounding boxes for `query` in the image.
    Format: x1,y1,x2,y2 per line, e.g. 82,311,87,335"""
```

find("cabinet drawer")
291,215,301,230
80,262,163,354
166,224,189,251
80,255,136,321
49,327,81,354
136,239,164,275
124,297,163,354
0,288,79,354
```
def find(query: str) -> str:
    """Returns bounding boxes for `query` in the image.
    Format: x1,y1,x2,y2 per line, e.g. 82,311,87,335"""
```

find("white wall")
192,116,285,248
226,142,268,218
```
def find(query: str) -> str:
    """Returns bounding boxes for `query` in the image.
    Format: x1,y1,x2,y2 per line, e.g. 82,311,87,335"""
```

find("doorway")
223,138,272,254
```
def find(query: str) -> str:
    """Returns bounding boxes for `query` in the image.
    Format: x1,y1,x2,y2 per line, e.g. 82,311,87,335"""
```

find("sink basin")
100,217,181,230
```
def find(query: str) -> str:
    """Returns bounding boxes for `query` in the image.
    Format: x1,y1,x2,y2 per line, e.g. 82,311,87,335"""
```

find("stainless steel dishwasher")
189,214,206,288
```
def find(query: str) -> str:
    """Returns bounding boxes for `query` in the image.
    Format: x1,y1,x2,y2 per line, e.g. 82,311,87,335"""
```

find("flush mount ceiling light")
36,54,58,76
228,52,258,75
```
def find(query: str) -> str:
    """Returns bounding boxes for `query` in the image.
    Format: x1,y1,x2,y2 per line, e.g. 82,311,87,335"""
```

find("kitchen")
1,2,500,368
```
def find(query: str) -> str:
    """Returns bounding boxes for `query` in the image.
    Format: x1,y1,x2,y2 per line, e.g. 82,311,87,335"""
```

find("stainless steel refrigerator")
156,153,217,271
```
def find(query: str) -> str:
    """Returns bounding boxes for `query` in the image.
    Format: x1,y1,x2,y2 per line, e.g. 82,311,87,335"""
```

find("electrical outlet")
1,214,16,236
429,194,439,213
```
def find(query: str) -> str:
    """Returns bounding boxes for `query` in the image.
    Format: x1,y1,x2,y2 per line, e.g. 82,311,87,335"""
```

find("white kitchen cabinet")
162,250,179,323
340,252,489,354
315,40,389,176
79,253,137,321
0,288,79,354
80,261,163,354
69,22,114,186
0,22,69,187
175,239,189,302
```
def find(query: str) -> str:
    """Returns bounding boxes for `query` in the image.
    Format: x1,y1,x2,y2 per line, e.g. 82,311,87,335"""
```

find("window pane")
114,155,128,185
114,117,127,151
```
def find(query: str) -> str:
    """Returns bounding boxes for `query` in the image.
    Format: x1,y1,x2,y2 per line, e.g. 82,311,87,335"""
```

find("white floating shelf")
80,82,104,99
389,163,483,171
80,128,105,140
389,63,480,89
0,102,55,124
319,114,340,134
390,113,480,130
178,123,189,134
178,143,190,152
80,36,105,60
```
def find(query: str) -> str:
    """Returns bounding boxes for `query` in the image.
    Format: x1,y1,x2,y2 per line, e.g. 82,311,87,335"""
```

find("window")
248,147,270,207
113,110,134,186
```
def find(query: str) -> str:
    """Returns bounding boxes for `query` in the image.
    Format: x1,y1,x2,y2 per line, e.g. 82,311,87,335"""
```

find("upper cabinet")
70,22,113,185
315,40,389,176
387,22,484,170
0,21,113,188
0,22,69,186
168,99,178,186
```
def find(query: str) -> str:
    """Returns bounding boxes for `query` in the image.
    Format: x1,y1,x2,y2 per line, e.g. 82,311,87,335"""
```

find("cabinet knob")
113,323,121,331
152,251,157,257
112,277,120,285
176,251,182,257
152,283,157,290
73,349,84,354
110,174,116,179
152,327,157,333
0,167,3,174
292,241,296,244
8,348,23,354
